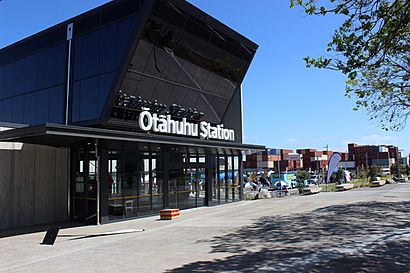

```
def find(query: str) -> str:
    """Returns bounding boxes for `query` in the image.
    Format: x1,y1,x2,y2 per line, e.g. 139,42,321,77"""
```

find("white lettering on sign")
138,111,235,141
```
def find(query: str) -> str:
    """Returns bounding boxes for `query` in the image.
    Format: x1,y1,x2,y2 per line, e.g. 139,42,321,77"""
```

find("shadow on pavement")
167,201,410,273
0,221,85,239
58,229,145,241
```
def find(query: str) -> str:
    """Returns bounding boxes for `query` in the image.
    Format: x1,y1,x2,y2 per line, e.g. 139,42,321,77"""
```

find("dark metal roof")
0,124,265,153
173,0,258,51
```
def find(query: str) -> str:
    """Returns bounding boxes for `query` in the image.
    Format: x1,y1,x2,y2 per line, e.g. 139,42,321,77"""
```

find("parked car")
304,175,320,185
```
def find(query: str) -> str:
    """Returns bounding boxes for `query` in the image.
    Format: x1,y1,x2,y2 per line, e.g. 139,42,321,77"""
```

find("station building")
0,0,263,230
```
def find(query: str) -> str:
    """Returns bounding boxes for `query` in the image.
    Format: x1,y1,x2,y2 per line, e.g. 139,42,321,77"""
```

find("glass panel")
197,167,206,207
233,156,240,201
12,96,24,124
227,156,233,202
73,30,100,81
71,147,98,223
86,158,98,220
71,16,138,123
112,9,247,125
98,72,116,114
212,155,220,204
48,85,65,124
168,153,199,210
24,54,39,92
184,167,198,209
108,151,124,221
100,23,119,74
2,63,14,99
23,92,36,124
169,169,182,209
0,66,4,100
35,89,50,124
151,155,163,213
78,77,99,121
138,155,151,216
37,43,66,89
198,154,206,206
0,42,66,126
123,153,139,218
14,58,26,96
1,98,12,122
219,156,227,203
73,157,85,221
72,82,81,122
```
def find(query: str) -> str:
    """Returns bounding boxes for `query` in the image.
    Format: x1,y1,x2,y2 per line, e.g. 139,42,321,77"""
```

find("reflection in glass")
233,156,240,201
104,149,240,221
72,147,97,223
219,156,227,203
123,153,139,218
108,151,162,220
168,153,206,209
152,156,163,213
108,151,124,221
197,166,206,207
227,156,233,202
212,155,220,204
0,42,66,125
112,7,249,125
138,156,151,216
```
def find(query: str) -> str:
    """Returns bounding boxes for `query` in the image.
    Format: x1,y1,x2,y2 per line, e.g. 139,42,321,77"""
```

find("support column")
163,151,170,209
232,156,235,201
99,140,109,224
205,154,214,206
225,156,229,202
65,23,74,125
239,153,244,201
95,140,100,225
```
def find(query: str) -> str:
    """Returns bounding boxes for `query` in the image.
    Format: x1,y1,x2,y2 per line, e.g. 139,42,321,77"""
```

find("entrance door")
168,154,206,209
107,151,162,221
71,146,98,223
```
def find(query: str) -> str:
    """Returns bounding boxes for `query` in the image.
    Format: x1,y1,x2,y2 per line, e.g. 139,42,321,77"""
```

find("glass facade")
70,141,243,222
71,146,98,223
168,153,206,210
107,151,162,221
0,0,147,126
0,42,66,125
71,16,139,122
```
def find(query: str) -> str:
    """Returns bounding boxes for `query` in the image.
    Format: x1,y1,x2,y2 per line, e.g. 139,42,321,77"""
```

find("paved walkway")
1,183,410,272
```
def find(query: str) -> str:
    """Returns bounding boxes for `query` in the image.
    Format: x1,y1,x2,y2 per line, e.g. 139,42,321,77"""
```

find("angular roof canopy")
0,123,265,154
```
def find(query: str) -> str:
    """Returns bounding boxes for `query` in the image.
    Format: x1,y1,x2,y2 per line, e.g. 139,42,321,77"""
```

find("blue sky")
1,0,409,155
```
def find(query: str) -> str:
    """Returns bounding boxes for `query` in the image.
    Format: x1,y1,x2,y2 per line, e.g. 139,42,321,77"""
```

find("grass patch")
321,179,371,192
351,179,370,188
321,183,336,192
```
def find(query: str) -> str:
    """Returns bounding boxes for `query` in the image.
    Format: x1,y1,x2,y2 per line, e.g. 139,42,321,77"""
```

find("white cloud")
359,134,397,144
287,138,298,143
342,135,397,147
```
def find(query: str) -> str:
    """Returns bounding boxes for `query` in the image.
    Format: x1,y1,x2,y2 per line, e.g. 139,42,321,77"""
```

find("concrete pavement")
1,183,410,272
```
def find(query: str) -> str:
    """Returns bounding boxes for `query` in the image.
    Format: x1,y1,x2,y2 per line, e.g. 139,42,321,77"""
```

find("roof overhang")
0,124,265,154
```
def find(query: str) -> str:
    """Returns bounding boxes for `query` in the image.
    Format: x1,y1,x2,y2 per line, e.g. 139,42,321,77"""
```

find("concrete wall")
0,144,69,231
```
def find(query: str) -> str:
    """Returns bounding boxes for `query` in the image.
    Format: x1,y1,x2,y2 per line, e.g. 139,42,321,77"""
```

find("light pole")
323,145,329,190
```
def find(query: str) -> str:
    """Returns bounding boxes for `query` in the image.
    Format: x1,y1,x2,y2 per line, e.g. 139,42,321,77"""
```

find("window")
71,16,138,123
